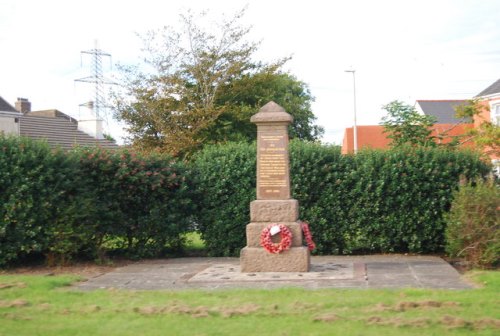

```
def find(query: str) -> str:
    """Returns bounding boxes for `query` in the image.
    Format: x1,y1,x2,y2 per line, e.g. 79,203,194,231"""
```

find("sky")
1,0,500,145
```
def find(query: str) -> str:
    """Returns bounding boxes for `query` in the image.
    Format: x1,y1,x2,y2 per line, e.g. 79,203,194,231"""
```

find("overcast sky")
1,0,499,144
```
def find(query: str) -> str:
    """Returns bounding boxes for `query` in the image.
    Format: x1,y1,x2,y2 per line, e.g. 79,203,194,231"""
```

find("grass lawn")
0,270,498,335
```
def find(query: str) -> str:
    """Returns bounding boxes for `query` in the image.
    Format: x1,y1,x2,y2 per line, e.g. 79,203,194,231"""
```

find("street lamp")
345,69,358,153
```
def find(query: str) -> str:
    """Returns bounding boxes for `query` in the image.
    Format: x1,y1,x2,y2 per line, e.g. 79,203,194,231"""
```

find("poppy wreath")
260,224,293,254
300,221,316,251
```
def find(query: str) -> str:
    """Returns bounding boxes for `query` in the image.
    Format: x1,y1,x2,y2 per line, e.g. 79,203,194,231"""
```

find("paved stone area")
75,255,471,291
188,262,356,283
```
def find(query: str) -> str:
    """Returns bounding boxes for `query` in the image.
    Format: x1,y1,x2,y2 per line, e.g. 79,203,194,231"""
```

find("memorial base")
240,246,310,272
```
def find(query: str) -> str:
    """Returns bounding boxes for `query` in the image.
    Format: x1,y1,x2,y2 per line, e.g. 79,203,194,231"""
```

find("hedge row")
0,136,194,266
0,136,490,265
192,141,490,256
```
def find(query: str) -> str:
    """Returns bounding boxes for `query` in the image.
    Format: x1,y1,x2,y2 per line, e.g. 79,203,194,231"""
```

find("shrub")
344,147,489,253
191,141,490,256
0,136,196,266
0,136,74,266
190,142,256,256
289,141,356,254
445,179,499,268
68,147,195,259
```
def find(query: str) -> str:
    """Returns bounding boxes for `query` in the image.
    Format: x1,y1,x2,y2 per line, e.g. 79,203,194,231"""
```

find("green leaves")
445,179,499,268
0,136,70,266
0,136,195,266
113,8,321,157
190,142,256,256
381,100,437,147
0,134,491,265
191,141,489,256
68,147,195,259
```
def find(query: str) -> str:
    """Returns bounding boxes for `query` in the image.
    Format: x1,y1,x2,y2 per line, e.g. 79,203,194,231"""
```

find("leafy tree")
113,8,322,157
380,100,437,147
209,70,323,143
454,99,500,158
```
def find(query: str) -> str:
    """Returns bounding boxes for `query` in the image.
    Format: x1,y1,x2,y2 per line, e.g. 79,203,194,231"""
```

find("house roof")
476,78,500,97
416,100,469,124
19,114,118,151
0,96,18,113
27,109,78,122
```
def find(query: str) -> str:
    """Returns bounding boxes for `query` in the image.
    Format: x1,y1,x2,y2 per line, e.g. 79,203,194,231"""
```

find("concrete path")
75,255,471,291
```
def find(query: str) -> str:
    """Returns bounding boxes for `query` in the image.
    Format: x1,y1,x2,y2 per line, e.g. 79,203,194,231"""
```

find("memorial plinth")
240,101,310,272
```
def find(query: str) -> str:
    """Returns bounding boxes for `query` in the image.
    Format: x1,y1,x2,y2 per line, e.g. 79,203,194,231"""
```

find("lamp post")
345,69,358,153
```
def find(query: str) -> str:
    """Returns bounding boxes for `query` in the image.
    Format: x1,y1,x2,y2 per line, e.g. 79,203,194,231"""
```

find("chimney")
77,101,104,139
15,98,31,114
78,119,104,139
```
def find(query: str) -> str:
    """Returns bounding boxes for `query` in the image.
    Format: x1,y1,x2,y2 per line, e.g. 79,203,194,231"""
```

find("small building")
0,96,22,136
0,96,118,150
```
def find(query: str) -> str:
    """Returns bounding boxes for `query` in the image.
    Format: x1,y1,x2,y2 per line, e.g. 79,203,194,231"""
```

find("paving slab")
74,255,472,291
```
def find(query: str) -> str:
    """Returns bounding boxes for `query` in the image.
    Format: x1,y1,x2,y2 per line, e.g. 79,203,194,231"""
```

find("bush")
191,142,256,256
343,147,489,254
1,134,491,264
0,135,196,266
445,179,499,268
0,136,74,266
192,141,490,256
289,141,356,254
67,147,196,259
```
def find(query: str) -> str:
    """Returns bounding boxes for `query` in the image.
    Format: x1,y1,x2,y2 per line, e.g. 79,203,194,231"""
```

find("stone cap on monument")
250,101,293,124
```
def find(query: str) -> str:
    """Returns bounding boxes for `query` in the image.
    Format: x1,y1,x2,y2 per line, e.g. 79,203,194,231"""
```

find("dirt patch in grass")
218,303,260,318
367,300,460,312
1,313,32,320
440,315,500,330
361,314,500,330
80,305,102,313
37,303,52,311
132,303,261,318
0,299,30,308
365,316,431,328
290,301,325,312
440,315,471,329
474,318,500,330
0,282,26,289
313,313,341,322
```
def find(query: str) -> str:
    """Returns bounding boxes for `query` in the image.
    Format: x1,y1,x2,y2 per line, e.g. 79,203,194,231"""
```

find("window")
492,104,500,126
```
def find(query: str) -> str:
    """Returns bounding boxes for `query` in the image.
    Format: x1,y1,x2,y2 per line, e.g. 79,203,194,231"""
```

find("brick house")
341,100,473,154
342,78,500,160
474,79,500,161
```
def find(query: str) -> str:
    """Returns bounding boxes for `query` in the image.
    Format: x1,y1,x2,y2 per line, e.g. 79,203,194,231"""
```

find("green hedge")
0,136,195,266
68,147,195,259
190,142,256,256
192,141,490,256
0,136,73,266
1,135,491,265
338,148,489,254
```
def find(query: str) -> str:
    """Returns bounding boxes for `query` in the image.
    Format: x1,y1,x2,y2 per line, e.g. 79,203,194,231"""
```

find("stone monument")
240,101,310,272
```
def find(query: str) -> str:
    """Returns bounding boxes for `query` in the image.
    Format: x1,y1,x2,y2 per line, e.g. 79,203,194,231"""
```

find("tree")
209,70,323,143
380,100,437,147
113,8,322,157
454,99,499,158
